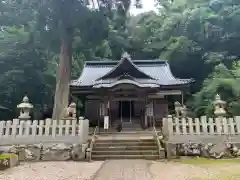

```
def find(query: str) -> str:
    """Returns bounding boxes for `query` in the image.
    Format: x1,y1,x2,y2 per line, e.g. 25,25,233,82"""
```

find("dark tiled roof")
71,60,193,87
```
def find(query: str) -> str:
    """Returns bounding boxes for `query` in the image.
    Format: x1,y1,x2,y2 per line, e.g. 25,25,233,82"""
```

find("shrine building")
70,53,193,130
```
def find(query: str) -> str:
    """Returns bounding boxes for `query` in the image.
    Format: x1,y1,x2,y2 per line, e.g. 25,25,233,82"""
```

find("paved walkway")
91,159,240,180
92,160,155,180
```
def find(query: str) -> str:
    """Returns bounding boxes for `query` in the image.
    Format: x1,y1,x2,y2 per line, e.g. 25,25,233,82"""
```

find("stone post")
17,95,33,120
78,117,84,143
163,115,176,160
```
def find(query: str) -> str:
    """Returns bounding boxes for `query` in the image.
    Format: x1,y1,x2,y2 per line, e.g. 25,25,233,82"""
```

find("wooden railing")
153,126,162,159
87,126,98,162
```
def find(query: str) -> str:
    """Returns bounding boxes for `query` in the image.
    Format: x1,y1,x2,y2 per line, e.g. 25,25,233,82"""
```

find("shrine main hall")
70,53,193,129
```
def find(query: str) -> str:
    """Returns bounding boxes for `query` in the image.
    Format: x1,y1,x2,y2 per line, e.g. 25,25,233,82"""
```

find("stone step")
95,141,156,147
95,139,155,142
91,154,159,160
93,145,158,151
92,150,158,155
91,136,164,160
95,131,155,135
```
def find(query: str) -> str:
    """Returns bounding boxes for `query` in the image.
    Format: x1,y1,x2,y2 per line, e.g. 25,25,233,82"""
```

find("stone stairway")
91,137,165,160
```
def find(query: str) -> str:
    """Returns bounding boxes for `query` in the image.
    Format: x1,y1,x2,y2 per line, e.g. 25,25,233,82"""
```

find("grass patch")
190,174,240,180
174,157,240,165
218,174,240,180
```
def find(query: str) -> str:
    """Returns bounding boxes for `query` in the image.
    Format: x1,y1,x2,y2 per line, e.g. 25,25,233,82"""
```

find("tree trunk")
52,36,72,120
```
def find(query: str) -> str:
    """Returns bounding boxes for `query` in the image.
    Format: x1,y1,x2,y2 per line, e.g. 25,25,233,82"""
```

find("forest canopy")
0,0,239,119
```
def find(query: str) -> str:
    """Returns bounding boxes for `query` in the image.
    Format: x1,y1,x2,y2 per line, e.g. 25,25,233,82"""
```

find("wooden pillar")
130,99,132,123
181,91,184,105
145,95,148,128
152,99,155,127
108,93,112,128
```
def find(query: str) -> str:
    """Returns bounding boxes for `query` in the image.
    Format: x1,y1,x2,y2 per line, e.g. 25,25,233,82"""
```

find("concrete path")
92,160,155,180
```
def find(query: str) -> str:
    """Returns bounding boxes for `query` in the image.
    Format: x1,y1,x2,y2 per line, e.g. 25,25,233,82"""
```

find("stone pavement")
2,159,239,180
91,159,220,180
91,159,155,180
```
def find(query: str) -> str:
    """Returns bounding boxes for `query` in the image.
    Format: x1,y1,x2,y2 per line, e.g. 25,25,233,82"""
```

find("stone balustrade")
0,117,89,145
163,116,240,143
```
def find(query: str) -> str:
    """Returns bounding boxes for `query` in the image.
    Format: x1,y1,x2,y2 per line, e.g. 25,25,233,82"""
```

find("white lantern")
213,94,226,116
17,95,33,120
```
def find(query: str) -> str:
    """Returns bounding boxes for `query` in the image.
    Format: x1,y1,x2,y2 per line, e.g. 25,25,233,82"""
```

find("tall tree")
36,0,141,120
34,0,91,120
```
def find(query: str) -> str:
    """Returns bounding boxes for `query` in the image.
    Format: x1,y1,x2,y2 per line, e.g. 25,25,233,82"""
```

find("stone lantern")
17,95,33,120
213,94,226,117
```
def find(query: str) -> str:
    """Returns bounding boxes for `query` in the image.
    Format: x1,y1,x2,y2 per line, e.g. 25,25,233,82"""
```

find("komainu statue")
174,101,187,117
61,102,77,120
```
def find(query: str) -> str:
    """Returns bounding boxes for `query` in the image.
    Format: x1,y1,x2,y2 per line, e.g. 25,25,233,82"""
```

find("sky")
130,0,157,15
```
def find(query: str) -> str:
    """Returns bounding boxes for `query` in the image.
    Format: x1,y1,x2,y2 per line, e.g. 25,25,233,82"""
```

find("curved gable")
97,53,155,80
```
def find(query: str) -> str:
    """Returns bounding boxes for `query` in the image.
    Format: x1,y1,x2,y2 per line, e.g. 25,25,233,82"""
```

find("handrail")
153,126,162,159
87,126,98,162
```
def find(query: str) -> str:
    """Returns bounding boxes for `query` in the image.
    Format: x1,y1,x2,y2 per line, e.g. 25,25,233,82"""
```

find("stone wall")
168,142,240,159
0,143,88,161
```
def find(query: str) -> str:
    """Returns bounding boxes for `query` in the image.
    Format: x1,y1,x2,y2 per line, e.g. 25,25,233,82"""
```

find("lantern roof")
17,95,33,109
213,94,226,105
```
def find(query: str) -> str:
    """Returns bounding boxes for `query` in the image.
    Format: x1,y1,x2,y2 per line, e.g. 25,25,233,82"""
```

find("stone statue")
174,101,187,117
61,102,77,120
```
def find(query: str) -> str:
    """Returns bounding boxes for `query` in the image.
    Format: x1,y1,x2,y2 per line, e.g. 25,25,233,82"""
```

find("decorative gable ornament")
121,52,131,60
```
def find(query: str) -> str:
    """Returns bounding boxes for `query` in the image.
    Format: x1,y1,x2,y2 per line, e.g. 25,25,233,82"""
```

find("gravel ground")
1,160,240,180
0,161,104,180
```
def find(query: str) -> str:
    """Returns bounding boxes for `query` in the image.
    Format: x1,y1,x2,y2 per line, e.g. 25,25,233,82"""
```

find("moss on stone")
0,153,18,159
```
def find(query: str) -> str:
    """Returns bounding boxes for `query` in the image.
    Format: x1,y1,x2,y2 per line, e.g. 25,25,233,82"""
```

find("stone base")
166,142,240,159
0,143,88,162
0,154,19,170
